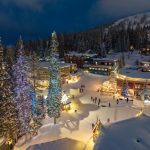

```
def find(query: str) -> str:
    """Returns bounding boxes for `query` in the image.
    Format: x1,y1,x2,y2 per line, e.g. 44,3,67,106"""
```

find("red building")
64,55,84,68
116,67,150,98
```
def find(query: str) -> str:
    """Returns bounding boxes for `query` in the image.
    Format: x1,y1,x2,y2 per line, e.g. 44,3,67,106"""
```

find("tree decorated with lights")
142,80,150,103
121,79,128,97
13,36,34,136
61,92,69,105
47,31,62,124
36,96,46,119
29,88,43,134
0,37,19,145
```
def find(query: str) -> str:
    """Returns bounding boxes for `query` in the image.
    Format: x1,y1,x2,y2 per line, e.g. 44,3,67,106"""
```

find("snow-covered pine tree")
29,88,43,134
121,80,128,98
47,31,62,124
0,38,19,145
13,36,33,136
50,31,59,54
36,96,45,119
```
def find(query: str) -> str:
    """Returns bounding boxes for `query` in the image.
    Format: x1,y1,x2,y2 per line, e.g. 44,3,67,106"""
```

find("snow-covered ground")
14,72,150,150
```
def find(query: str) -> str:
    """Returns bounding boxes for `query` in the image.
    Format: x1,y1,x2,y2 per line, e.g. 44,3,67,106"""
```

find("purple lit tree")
121,80,128,97
13,36,33,136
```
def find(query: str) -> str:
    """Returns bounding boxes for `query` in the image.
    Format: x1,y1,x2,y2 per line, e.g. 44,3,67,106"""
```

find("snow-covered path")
15,72,146,150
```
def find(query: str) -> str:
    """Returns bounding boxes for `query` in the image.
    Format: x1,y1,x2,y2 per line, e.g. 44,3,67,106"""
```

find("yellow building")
32,62,77,90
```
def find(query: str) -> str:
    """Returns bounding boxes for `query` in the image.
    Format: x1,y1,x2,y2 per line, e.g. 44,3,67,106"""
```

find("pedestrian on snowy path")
109,102,111,107
113,95,115,100
117,99,119,104
95,97,97,104
127,97,129,103
92,123,95,130
91,96,93,101
98,99,101,106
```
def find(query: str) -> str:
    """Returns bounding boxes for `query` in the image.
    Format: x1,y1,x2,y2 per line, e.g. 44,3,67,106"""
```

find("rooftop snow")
27,138,85,150
93,58,118,62
94,115,150,150
38,61,74,68
118,67,150,79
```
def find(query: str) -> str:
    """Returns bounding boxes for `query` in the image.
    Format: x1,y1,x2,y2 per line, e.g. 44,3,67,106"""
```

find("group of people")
91,96,101,107
116,97,130,104
79,84,85,93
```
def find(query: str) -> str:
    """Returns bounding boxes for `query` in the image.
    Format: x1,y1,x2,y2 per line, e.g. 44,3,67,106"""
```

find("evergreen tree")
121,80,128,97
29,89,43,134
13,36,33,136
31,51,38,91
36,96,45,119
50,31,59,54
0,38,19,145
47,31,62,124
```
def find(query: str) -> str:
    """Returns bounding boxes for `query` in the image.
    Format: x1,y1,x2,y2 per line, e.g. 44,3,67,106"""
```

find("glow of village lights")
44,95,47,99
61,93,69,104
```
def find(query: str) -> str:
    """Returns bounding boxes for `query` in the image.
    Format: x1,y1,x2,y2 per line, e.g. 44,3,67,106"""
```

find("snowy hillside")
111,12,150,30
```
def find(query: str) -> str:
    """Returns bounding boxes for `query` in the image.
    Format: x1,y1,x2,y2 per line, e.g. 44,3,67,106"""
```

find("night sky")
0,0,150,45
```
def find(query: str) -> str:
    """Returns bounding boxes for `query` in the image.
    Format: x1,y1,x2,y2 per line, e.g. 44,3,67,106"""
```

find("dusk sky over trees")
0,0,150,44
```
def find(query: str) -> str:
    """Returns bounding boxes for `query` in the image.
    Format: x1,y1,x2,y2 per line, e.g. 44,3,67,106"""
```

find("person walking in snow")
113,95,115,100
126,97,129,103
109,102,111,107
98,98,101,106
92,123,95,130
95,97,97,104
117,99,119,104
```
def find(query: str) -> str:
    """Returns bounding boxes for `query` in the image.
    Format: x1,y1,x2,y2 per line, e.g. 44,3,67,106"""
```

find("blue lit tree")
47,31,62,124
36,96,45,119
29,88,43,133
30,87,37,116
121,80,128,97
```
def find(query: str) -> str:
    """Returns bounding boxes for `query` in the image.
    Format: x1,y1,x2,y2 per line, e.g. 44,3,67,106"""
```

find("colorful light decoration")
30,88,37,116
13,36,33,135
61,92,69,105
46,31,62,124
121,80,128,97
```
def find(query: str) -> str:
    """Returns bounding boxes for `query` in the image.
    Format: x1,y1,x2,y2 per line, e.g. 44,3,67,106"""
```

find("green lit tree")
46,31,62,124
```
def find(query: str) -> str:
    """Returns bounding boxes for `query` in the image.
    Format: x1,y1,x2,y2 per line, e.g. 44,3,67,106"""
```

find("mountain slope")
110,12,150,30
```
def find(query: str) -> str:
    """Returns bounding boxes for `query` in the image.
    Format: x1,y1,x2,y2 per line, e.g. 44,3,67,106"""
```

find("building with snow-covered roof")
88,58,119,76
107,51,150,100
64,50,97,67
29,61,78,90
116,66,150,99
94,115,150,150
